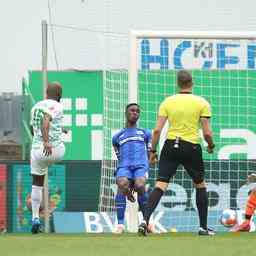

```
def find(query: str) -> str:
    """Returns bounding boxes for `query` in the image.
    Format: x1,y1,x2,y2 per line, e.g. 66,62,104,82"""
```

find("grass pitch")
0,232,254,256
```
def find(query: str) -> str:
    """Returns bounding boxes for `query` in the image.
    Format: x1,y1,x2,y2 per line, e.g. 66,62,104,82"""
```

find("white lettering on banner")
218,129,256,159
55,211,255,233
155,182,254,211
83,212,103,233
149,211,167,233
101,212,115,232
157,183,187,211
100,128,256,160
159,128,256,160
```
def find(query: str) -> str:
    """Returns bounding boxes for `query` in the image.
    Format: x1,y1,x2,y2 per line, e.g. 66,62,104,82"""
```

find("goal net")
99,31,256,232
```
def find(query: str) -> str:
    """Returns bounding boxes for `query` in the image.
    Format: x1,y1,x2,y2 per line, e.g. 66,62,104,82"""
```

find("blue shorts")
116,166,148,180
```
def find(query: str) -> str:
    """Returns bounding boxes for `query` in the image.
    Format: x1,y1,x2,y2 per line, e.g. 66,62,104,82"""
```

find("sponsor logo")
140,39,256,70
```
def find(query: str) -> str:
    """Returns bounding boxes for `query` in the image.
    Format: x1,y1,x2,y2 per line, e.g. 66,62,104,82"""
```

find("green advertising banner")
138,70,256,160
27,71,103,160
11,164,66,232
3,160,256,233
25,70,256,160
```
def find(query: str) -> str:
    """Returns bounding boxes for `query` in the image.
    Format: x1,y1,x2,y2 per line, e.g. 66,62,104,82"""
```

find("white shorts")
30,143,65,176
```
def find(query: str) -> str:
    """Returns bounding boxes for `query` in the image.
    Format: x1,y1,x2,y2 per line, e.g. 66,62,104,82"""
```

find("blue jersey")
112,127,152,168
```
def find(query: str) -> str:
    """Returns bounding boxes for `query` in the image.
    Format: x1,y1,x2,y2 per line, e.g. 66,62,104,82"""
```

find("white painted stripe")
119,136,144,145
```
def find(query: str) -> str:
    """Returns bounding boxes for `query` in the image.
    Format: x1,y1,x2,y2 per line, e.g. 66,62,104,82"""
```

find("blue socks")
115,193,126,224
138,192,148,217
115,192,149,223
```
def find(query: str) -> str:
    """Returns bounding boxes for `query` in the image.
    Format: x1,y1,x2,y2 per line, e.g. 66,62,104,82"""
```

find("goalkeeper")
112,103,152,234
231,173,256,232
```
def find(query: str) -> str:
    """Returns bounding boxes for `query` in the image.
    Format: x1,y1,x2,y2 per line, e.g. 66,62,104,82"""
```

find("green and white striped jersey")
30,99,63,148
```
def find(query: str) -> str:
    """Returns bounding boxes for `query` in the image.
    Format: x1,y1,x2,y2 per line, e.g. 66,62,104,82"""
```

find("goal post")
100,29,256,232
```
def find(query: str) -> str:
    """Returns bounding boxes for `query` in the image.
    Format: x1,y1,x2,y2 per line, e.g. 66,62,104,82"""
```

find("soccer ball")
220,209,237,227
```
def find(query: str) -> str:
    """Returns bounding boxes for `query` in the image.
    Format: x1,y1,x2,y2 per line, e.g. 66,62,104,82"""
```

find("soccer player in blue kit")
112,103,152,233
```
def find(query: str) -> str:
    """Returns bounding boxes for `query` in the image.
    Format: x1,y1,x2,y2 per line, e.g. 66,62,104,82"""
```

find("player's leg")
138,181,168,235
182,143,214,235
31,174,44,234
134,174,147,218
114,168,131,233
30,143,65,234
138,140,178,235
30,148,47,234
193,181,215,235
30,147,49,234
244,187,256,223
127,179,136,203
231,187,256,232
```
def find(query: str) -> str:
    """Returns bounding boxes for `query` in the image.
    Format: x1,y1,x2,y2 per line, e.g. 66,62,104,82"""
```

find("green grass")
0,233,255,256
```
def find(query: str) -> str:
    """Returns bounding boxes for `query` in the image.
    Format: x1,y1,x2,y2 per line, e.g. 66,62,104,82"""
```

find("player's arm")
41,113,52,156
146,131,152,159
200,99,215,153
200,117,215,153
150,116,167,164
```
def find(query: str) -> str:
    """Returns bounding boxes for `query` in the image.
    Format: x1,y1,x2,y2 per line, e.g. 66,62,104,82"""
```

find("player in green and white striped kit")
30,82,65,234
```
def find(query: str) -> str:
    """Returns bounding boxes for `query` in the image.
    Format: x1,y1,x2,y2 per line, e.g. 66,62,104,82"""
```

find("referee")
138,70,215,236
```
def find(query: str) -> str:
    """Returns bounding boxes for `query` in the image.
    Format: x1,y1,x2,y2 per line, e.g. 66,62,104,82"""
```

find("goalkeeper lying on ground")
231,173,256,232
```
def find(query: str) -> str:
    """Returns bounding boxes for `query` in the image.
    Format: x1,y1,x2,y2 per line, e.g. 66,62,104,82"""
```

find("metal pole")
42,20,48,98
42,20,50,233
127,31,139,232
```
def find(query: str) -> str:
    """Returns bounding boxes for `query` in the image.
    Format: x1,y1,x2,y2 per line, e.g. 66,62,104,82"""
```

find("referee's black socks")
196,187,208,230
144,187,164,225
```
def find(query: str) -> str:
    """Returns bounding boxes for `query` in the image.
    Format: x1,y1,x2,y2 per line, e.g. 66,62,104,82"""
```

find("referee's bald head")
177,70,193,89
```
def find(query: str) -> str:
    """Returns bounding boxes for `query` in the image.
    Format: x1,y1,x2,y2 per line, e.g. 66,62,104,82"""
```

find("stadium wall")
0,160,255,232
1,161,101,232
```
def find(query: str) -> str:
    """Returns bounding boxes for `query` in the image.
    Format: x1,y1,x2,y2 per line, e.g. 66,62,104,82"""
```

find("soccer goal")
99,31,256,232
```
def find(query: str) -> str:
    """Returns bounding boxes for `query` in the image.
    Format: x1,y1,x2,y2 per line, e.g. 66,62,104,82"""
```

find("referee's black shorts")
157,139,205,184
